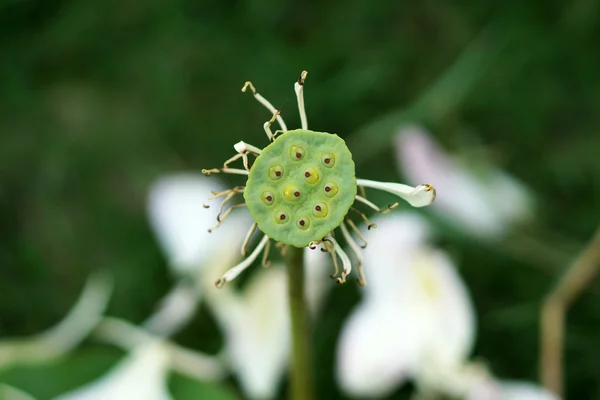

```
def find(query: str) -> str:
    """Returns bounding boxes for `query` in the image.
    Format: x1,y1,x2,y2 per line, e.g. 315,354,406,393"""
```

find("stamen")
322,238,340,279
208,204,247,232
341,222,366,286
233,141,263,156
215,234,270,288
324,234,352,284
261,238,271,267
356,179,436,208
276,242,288,257
222,152,250,171
241,81,288,131
345,218,368,248
208,186,245,201
202,167,249,176
354,194,398,215
215,192,237,222
359,185,367,199
241,222,257,256
308,240,321,250
350,207,377,230
294,70,308,130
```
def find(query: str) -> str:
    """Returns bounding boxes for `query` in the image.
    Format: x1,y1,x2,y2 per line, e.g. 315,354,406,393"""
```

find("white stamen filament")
241,81,288,131
263,111,280,141
340,222,366,286
294,70,308,130
215,234,270,288
241,222,257,256
356,179,436,208
202,167,250,176
354,194,383,213
325,234,352,284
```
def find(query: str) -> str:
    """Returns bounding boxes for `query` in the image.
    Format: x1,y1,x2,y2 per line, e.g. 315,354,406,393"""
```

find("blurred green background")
1,0,600,398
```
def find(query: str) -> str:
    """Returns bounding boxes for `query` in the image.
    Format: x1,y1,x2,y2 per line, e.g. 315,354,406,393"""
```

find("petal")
411,248,475,366
0,271,112,368
147,173,250,274
467,379,560,400
360,212,432,300
54,342,173,400
209,266,290,399
498,381,560,400
395,125,532,238
304,247,332,316
357,212,475,368
336,301,419,397
356,179,436,208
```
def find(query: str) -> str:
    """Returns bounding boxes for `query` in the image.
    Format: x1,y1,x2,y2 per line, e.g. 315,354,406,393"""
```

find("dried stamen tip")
367,224,377,230
215,278,225,288
382,203,399,214
202,169,212,176
203,204,210,209
241,81,256,93
298,70,308,85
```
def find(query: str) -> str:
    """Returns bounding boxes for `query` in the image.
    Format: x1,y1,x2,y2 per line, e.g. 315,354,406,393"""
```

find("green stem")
286,246,313,400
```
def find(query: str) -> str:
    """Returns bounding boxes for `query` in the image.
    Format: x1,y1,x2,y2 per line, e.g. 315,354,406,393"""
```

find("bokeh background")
2,0,600,398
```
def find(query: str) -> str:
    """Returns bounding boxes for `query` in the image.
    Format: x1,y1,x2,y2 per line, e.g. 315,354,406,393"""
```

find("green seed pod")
244,129,357,247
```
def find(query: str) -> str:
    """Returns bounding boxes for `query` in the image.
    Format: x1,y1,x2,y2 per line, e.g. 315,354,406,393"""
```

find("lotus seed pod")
244,129,357,247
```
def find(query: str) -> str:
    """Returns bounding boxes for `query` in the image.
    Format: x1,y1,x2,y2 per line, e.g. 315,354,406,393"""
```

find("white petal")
467,379,560,400
208,266,290,399
498,381,560,400
0,271,112,368
356,179,436,208
304,247,331,316
147,173,250,274
336,301,419,397
360,212,432,300
54,342,173,400
344,212,475,387
143,282,199,336
395,125,533,238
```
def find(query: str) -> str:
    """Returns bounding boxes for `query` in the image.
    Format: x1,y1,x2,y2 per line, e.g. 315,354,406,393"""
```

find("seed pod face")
244,129,357,247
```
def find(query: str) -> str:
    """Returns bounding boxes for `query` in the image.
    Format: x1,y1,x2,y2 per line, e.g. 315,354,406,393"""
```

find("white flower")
395,124,533,238
336,212,475,397
0,271,112,369
147,173,250,275
205,265,290,400
54,342,172,400
145,173,252,335
335,212,554,400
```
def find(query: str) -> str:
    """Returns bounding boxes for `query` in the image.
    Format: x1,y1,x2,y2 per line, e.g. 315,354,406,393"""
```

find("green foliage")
1,0,600,398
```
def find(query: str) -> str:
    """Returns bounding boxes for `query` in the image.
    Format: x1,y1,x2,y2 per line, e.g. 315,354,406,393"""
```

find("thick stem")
286,246,313,400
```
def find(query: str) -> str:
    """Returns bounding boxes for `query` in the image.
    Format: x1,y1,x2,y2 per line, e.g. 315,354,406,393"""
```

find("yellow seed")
322,153,336,168
283,185,302,202
313,202,329,218
261,191,275,206
304,167,320,184
323,182,339,198
296,217,311,230
269,165,284,180
274,211,289,224
290,145,305,161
